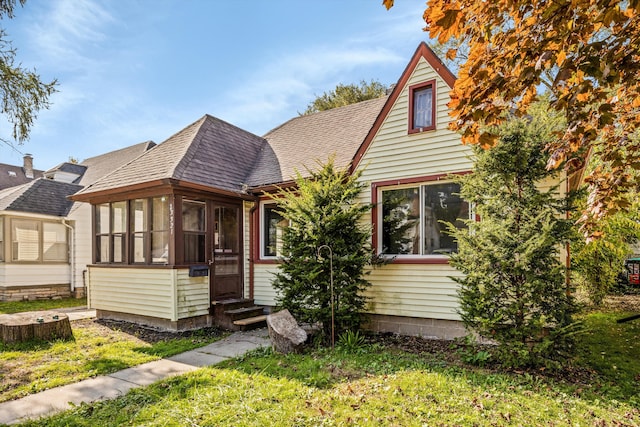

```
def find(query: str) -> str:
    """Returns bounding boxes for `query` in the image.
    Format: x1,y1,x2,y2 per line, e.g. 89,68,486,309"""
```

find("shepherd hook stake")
317,244,335,349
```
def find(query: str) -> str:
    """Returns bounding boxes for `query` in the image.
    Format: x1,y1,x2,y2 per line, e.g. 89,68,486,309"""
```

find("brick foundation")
0,284,72,302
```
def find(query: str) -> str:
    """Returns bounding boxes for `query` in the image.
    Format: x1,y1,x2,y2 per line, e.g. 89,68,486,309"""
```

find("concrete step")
211,298,254,311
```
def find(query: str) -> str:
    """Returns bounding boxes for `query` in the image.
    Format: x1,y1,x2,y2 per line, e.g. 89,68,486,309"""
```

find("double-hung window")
408,80,436,134
379,180,469,258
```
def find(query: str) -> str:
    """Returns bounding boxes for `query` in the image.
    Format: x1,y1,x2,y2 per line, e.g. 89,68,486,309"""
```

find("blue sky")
2,0,430,170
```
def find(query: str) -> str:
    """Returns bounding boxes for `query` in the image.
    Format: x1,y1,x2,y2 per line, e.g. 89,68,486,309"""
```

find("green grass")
12,308,640,427
0,320,222,403
0,297,87,314
574,309,640,402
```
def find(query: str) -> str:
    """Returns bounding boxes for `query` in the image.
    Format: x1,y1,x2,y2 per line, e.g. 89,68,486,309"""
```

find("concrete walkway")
0,310,271,426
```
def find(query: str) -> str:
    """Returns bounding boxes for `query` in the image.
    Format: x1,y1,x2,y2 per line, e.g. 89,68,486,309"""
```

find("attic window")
408,80,436,134
7,171,16,177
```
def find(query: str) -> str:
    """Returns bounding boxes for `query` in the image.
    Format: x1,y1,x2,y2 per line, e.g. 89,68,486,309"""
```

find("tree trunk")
0,311,73,344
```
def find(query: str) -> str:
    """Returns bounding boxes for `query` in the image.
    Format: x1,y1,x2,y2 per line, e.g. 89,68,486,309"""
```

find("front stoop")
210,298,267,331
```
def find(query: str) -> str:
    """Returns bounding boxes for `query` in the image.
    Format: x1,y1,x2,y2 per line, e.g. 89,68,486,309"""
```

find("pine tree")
448,104,578,367
270,159,376,343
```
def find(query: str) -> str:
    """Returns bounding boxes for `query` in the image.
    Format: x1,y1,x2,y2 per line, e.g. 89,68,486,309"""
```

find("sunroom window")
380,181,469,256
183,199,206,263
151,196,169,264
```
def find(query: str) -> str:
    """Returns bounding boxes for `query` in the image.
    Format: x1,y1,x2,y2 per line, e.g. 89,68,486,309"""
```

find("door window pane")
215,207,239,253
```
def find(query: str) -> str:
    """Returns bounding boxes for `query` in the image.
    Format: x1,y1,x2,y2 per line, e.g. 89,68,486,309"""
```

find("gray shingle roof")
77,115,268,196
247,96,388,187
74,97,387,198
0,179,82,216
0,163,44,190
78,141,156,186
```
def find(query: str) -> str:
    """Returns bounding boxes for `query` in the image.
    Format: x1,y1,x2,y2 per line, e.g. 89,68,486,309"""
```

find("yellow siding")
253,264,279,306
243,201,252,300
176,269,209,319
356,57,472,321
88,267,176,320
364,264,463,320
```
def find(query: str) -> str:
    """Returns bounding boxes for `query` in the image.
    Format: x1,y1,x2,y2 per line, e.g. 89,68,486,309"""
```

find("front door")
210,204,243,300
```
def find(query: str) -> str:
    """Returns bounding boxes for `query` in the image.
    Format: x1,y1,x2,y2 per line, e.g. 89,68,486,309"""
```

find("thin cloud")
28,0,114,70
219,45,403,134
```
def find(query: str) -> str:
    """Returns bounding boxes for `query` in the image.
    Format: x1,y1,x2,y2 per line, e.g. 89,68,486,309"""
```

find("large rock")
266,309,307,354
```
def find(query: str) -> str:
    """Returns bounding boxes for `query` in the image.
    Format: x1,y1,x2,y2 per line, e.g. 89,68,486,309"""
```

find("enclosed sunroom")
71,115,265,330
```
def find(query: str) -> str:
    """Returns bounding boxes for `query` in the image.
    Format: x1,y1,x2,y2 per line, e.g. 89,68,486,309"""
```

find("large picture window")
380,181,469,256
408,80,436,134
10,218,68,263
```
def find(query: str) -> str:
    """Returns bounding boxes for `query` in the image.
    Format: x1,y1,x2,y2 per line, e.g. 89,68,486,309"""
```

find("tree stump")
0,311,73,344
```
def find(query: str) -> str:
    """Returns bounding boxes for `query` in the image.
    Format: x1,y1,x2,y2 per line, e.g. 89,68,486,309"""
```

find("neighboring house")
0,142,155,301
0,154,44,190
70,43,482,337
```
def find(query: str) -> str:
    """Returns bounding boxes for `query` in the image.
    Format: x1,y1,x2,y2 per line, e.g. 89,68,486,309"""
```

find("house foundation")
0,284,71,302
364,314,468,340
96,309,211,332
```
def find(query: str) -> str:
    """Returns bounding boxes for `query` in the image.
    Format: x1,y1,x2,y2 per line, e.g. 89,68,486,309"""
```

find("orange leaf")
576,92,590,102
382,0,394,10
478,132,498,149
556,50,566,67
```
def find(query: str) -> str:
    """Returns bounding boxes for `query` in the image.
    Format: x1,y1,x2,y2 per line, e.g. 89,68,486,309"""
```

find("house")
0,154,44,190
69,43,484,338
0,142,155,301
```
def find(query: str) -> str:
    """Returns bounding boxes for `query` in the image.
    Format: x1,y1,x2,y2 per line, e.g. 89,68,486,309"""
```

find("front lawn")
0,297,88,314
0,319,223,403
12,301,640,426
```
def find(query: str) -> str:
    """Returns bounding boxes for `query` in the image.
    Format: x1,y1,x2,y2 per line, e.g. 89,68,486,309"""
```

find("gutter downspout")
249,201,259,300
62,219,75,294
